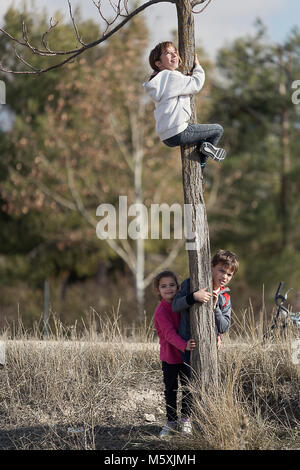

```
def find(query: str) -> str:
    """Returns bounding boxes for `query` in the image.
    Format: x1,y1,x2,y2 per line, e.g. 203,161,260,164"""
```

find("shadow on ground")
94,424,166,450
0,423,175,450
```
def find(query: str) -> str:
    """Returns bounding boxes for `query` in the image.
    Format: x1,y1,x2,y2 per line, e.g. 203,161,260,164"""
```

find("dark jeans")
161,361,192,422
163,123,223,149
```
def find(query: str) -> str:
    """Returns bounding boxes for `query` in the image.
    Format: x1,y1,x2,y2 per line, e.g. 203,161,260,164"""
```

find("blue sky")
0,0,299,59
266,0,299,41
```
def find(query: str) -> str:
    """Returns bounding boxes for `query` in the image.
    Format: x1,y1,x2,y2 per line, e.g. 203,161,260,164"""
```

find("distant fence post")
0,341,5,367
0,80,6,105
43,279,50,337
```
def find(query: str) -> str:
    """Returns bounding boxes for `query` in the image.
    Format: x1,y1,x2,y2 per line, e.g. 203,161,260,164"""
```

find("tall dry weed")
183,305,300,450
0,306,159,449
0,302,299,450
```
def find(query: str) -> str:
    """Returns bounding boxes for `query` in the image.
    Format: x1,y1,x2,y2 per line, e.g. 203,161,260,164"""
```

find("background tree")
0,7,186,324
0,0,218,392
0,7,107,324
3,2,300,392
175,0,218,391
206,20,300,311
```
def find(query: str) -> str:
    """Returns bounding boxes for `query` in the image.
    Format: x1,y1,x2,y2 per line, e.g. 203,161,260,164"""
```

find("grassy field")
0,310,299,450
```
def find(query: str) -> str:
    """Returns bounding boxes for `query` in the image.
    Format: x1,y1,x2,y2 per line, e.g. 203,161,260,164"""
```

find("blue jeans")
163,123,223,149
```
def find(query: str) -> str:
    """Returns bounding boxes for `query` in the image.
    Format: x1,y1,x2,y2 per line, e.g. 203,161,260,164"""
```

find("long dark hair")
153,270,179,299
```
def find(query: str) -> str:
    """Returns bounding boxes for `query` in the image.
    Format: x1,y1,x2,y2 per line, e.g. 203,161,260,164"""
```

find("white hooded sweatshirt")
143,64,205,141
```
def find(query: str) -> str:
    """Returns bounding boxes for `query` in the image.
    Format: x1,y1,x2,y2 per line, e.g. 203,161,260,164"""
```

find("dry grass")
186,337,300,450
0,305,299,450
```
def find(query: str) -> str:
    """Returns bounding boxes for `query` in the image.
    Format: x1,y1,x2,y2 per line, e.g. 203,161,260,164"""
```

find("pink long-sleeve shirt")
153,299,187,364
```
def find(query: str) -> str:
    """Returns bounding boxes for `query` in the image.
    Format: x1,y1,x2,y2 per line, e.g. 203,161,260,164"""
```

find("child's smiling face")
157,276,178,303
155,46,179,72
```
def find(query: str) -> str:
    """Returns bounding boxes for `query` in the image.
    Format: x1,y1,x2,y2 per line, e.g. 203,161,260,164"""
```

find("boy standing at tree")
172,249,239,364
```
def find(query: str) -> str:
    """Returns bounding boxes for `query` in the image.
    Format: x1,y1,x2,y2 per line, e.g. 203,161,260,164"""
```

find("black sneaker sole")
201,143,227,162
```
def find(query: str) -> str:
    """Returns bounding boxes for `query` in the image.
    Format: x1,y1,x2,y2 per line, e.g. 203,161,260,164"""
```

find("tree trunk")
175,0,218,393
278,53,291,250
132,108,146,318
279,106,291,249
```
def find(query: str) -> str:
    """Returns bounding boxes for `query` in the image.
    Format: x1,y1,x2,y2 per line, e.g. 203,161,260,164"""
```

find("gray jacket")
172,278,231,363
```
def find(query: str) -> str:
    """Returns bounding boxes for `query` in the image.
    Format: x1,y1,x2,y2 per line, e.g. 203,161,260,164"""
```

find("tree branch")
67,0,87,47
192,0,213,14
65,154,137,273
41,18,60,52
109,112,134,172
0,0,176,75
143,239,184,288
191,0,208,7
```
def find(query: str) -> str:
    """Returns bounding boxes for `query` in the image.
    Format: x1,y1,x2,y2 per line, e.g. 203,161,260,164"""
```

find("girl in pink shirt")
153,270,195,438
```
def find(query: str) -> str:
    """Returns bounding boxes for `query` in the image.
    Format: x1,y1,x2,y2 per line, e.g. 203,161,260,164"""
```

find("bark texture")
175,0,218,392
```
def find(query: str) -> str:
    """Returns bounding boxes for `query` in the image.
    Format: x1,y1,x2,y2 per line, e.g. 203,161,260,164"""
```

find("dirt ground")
0,341,184,450
0,382,185,450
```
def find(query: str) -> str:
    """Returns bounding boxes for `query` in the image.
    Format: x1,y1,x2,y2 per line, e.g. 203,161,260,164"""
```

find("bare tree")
0,1,210,74
107,98,185,318
0,0,218,392
176,0,218,393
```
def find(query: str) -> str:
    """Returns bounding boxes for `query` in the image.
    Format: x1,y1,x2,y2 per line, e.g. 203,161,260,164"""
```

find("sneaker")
180,417,192,436
200,142,227,162
159,421,177,438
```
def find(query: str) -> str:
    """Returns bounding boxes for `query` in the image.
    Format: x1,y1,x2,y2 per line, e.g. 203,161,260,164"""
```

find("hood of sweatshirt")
215,286,230,295
219,286,230,295
143,69,176,103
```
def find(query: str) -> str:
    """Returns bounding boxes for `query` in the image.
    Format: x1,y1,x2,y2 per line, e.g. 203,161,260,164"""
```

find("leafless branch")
0,0,176,75
143,239,185,288
191,0,208,7
109,112,134,171
66,156,96,228
65,155,137,273
119,238,136,269
41,18,60,52
92,0,130,34
31,178,78,211
67,0,87,47
14,48,40,72
192,0,212,14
